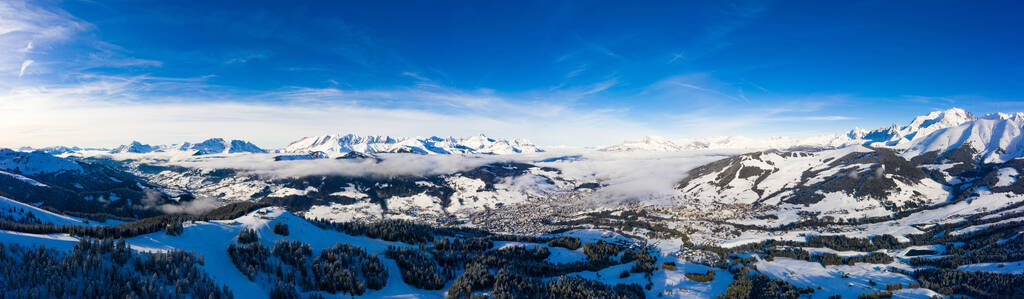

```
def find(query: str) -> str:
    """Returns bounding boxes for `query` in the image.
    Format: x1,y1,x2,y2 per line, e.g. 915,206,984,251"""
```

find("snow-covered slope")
283,133,543,155
0,196,115,226
0,148,83,175
676,145,949,223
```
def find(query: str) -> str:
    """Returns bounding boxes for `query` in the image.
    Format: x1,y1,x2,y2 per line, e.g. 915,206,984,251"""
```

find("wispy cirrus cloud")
0,0,161,84
18,60,32,77
224,51,268,64
0,0,84,79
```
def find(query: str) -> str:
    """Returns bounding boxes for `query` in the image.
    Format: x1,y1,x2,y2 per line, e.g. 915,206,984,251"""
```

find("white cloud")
0,1,82,79
18,60,32,77
157,197,220,215
0,67,864,149
0,75,656,148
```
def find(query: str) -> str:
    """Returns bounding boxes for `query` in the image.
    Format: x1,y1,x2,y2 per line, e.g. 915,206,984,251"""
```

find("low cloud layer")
156,152,545,178
117,149,740,205
156,197,220,215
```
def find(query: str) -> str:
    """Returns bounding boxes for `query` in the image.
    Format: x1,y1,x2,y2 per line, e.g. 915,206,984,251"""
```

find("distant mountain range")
9,108,1022,160
282,133,543,155
22,134,543,157
108,138,267,155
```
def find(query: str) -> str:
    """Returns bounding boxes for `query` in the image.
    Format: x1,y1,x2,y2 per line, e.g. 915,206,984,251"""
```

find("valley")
3,108,1024,298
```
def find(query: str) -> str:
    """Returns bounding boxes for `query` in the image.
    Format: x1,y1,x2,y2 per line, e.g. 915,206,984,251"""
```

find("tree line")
0,239,232,298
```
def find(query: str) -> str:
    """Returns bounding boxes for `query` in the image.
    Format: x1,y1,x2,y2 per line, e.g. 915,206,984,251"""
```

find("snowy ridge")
283,133,543,155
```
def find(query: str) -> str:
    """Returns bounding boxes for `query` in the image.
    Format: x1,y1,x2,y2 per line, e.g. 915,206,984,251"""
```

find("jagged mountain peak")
904,112,1024,164
185,138,266,155
110,140,160,154
859,108,976,148
908,107,975,130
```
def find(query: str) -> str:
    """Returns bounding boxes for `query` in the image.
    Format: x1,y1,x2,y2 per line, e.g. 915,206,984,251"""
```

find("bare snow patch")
304,201,383,223
995,167,1019,187
329,184,368,199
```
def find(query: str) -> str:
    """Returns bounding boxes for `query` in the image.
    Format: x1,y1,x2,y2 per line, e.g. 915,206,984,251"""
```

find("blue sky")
2,0,1022,147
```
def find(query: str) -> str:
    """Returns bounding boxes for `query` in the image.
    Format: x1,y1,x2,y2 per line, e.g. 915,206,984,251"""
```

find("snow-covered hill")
283,133,543,155
675,146,949,223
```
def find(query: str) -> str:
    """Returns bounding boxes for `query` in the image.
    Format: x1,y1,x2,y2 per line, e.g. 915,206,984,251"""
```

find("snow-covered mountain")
859,107,975,148
603,108,977,152
110,138,266,155
110,141,163,154
903,112,1024,164
283,133,543,155
179,138,267,155
666,107,1024,226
